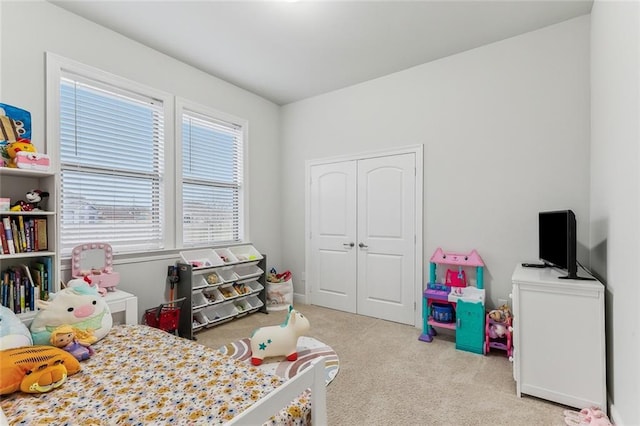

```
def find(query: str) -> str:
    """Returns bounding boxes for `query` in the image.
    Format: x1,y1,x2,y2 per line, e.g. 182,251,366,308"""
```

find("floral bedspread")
1,324,311,425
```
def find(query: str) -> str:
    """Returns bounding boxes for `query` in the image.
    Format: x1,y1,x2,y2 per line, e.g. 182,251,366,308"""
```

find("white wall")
590,1,640,424
281,16,591,308
0,1,283,317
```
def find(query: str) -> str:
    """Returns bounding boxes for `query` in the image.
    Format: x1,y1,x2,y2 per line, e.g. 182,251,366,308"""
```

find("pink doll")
50,325,95,362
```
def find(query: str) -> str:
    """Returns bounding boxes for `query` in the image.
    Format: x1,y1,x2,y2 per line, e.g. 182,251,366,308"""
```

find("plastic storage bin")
202,287,224,304
180,249,224,269
218,268,239,283
234,299,252,315
219,284,239,300
432,302,455,323
191,291,208,310
228,245,263,262
234,264,264,280
215,248,238,264
206,303,238,325
245,280,264,295
193,311,208,330
247,295,264,312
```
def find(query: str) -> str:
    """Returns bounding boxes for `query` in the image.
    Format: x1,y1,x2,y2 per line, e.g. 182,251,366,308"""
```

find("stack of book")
0,215,48,254
1,258,51,314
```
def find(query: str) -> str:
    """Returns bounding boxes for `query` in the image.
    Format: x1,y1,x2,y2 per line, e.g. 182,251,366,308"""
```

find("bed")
0,324,327,425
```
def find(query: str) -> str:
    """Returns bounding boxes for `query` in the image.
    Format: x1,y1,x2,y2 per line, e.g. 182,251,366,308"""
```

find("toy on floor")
0,345,81,394
0,306,33,350
563,406,612,426
50,325,95,362
249,305,310,366
484,304,513,358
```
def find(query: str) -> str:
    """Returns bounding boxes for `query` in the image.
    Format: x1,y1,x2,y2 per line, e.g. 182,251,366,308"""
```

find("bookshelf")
0,167,58,322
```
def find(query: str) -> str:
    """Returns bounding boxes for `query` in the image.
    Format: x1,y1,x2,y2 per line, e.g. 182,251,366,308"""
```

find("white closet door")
356,153,416,325
309,161,357,313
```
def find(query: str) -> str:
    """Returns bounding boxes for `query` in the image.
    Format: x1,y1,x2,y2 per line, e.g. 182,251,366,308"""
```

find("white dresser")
511,264,606,411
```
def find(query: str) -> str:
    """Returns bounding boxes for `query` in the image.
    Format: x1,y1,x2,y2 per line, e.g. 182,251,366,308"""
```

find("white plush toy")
250,306,310,366
0,306,33,350
30,279,112,346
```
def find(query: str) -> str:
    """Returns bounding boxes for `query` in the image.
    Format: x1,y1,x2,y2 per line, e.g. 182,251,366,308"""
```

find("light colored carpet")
196,304,569,425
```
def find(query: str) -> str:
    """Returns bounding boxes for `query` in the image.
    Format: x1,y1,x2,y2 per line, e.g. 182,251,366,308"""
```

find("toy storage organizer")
419,248,485,354
176,244,267,340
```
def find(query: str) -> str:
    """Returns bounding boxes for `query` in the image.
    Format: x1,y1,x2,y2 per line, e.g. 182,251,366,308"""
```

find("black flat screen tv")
538,209,580,279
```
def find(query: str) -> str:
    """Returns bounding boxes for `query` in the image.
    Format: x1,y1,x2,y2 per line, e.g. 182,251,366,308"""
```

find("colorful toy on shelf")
249,306,310,366
0,103,32,168
419,248,485,353
9,189,50,212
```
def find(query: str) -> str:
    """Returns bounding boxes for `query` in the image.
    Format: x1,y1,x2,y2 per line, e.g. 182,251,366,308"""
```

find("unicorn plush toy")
249,306,310,366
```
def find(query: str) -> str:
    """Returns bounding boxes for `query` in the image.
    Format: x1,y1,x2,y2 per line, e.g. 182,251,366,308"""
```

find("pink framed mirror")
71,242,120,291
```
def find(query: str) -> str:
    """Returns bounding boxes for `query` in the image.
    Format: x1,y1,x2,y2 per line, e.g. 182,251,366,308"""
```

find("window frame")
175,97,249,248
46,52,175,257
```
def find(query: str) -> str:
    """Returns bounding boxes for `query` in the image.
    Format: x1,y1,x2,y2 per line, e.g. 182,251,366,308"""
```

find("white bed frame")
229,356,328,425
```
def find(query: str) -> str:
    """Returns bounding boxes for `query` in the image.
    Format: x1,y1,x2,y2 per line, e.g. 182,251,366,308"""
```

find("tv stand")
511,264,606,411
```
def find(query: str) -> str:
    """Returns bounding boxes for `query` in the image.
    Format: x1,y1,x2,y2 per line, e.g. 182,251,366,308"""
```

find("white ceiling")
49,1,593,105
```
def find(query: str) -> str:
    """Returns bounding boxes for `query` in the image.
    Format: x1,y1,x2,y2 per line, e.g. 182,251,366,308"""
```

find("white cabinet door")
309,161,357,313
356,154,416,325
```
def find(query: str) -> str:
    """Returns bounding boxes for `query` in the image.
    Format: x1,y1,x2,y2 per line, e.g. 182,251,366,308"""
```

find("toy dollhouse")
419,248,485,354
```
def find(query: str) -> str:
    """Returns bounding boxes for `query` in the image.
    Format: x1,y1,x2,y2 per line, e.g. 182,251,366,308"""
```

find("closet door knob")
343,242,355,248
358,242,368,249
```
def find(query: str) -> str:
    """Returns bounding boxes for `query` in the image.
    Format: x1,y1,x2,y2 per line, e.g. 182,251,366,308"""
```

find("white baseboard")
293,292,308,305
609,401,623,426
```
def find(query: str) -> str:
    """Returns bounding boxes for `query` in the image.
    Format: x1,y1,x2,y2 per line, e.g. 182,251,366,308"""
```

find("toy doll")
50,325,95,362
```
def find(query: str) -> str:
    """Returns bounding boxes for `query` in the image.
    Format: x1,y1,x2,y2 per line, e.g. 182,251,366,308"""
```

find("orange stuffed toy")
0,345,81,394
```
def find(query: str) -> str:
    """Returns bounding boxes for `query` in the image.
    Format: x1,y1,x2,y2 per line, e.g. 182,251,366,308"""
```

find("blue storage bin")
432,302,455,323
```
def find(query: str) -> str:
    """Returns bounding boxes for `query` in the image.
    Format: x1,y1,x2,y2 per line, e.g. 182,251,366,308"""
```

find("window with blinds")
59,74,165,255
181,109,244,246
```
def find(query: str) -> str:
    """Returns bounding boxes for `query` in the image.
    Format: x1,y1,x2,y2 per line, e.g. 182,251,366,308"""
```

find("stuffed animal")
0,306,33,350
0,345,80,394
30,279,112,346
250,306,310,366
489,322,509,339
10,189,50,212
488,304,512,323
50,325,95,362
4,139,36,168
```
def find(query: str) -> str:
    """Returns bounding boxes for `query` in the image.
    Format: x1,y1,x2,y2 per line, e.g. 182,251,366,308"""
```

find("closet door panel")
309,161,357,313
357,153,416,325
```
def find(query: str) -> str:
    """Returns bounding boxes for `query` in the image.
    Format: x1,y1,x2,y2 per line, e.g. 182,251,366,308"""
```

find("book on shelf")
17,215,27,252
0,220,9,254
1,261,49,314
10,219,20,253
31,257,52,301
1,217,16,254
34,218,47,251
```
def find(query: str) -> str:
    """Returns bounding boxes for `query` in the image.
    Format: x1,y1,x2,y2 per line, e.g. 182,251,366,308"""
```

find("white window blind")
59,74,165,255
181,110,243,246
